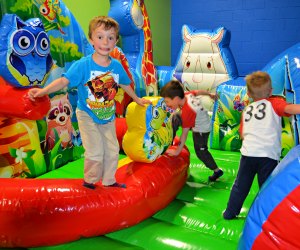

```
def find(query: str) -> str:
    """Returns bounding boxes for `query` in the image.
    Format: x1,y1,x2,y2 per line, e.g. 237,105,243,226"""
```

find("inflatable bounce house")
1,0,300,249
0,0,188,248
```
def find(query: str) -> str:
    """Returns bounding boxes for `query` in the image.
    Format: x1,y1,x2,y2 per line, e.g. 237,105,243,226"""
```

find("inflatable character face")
45,94,74,151
173,25,238,110
174,26,229,92
33,0,66,34
123,97,173,163
150,100,168,130
0,14,53,87
147,99,173,159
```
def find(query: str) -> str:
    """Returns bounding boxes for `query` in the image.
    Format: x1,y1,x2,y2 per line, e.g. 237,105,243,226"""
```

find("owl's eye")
36,31,50,56
11,29,35,56
19,36,30,49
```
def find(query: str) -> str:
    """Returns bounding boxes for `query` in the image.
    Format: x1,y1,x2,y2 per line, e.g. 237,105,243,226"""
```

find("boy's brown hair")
245,71,272,99
160,80,185,99
88,16,119,40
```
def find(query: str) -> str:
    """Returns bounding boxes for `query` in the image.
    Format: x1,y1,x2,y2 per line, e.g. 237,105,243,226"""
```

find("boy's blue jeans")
225,155,278,217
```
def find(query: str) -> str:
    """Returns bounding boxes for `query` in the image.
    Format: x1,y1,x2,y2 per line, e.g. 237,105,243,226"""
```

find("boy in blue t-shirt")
29,16,150,189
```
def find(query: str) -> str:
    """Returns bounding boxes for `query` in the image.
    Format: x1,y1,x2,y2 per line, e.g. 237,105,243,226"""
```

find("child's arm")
28,77,69,101
119,84,152,106
167,127,190,156
194,89,218,100
284,104,300,115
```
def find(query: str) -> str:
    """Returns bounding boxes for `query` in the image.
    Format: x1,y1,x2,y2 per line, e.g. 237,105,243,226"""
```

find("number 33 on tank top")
244,103,266,122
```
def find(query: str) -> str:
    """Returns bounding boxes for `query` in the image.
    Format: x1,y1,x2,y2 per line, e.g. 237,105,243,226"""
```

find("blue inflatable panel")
239,145,300,250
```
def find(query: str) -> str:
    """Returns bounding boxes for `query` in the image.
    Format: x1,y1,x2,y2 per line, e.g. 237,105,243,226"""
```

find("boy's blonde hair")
245,71,272,99
88,16,119,40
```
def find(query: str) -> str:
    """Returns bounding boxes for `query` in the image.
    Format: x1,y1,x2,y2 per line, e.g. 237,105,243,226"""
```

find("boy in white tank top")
223,71,300,220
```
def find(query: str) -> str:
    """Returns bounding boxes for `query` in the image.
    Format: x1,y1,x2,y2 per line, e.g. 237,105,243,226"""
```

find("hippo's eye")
183,56,192,70
207,62,212,69
186,60,191,68
152,107,159,118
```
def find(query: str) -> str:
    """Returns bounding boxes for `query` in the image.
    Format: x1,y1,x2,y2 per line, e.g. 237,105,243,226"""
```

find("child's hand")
209,93,218,101
135,97,152,106
193,89,218,101
28,88,46,101
166,148,180,157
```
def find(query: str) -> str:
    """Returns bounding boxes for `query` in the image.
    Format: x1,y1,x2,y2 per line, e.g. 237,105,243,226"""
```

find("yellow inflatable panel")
123,96,173,162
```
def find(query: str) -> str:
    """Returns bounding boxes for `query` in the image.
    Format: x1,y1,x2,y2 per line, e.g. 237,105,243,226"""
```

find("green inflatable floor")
6,131,259,250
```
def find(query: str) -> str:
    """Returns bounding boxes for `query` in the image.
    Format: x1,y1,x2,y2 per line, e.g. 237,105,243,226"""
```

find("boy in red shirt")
160,80,223,181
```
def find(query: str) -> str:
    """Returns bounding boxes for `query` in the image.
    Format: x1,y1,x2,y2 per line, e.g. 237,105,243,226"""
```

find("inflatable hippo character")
173,25,238,110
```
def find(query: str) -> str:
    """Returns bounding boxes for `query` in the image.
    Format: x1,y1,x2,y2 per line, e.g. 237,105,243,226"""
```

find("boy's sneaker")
105,182,126,188
223,209,237,220
209,169,224,181
83,181,96,189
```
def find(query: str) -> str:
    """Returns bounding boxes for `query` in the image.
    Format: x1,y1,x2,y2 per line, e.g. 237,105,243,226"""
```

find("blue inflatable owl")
0,14,53,88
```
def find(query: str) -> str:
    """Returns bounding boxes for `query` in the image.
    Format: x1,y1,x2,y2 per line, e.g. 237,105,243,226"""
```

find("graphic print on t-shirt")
187,93,205,112
180,93,207,129
84,71,119,120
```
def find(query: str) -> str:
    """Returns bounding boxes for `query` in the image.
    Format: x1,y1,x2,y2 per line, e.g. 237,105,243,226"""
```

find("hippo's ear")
211,28,225,44
182,25,191,43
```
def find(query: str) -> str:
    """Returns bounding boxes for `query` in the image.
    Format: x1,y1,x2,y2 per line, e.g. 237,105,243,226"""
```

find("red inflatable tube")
252,187,300,249
0,146,189,248
0,77,50,120
115,117,127,149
